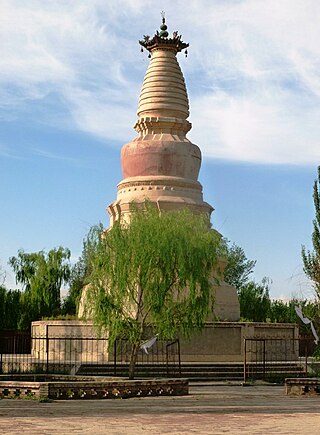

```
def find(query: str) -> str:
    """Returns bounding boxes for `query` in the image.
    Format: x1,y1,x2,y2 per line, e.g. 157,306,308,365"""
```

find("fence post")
177,340,181,377
166,340,181,377
305,341,308,374
114,340,117,376
166,343,169,376
263,339,266,379
243,339,247,383
46,324,49,374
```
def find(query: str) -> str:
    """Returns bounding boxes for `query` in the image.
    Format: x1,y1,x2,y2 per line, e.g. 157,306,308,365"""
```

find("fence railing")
0,331,31,354
244,338,316,383
0,336,110,375
3,333,314,381
113,338,181,378
0,334,181,377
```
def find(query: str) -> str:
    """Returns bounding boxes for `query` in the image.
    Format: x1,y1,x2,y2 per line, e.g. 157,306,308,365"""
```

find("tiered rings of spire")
137,14,189,121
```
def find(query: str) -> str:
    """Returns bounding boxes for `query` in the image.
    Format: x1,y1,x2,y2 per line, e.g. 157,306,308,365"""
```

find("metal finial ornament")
159,11,168,38
138,14,189,56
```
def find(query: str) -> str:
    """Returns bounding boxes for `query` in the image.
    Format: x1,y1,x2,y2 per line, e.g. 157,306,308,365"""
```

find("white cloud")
62,85,137,141
190,90,320,165
181,0,320,165
0,0,320,164
0,1,141,118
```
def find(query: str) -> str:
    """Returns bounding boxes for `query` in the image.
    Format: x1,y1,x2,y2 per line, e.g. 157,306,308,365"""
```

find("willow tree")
84,205,224,379
9,247,71,326
302,166,320,298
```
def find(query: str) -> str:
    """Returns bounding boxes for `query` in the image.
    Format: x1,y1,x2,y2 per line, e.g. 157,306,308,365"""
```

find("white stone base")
31,320,299,364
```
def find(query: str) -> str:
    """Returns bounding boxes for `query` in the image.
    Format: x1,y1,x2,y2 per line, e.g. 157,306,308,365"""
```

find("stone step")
77,362,305,381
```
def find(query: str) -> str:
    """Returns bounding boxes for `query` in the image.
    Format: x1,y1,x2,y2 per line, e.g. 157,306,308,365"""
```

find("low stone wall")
179,322,299,362
0,375,188,400
285,378,320,396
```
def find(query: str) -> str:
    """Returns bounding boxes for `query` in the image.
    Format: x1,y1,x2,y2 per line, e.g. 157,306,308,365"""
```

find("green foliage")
38,396,53,403
313,345,320,361
302,166,320,298
268,299,319,328
239,284,320,327
268,299,296,323
0,286,22,329
223,242,271,321
238,278,271,322
84,204,224,378
221,239,319,326
223,242,256,290
9,247,71,327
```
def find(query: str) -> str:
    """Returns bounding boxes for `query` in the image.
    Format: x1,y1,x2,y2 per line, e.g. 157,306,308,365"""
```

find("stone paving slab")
1,384,320,434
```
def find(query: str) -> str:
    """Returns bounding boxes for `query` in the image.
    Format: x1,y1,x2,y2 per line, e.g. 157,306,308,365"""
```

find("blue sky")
1,0,319,299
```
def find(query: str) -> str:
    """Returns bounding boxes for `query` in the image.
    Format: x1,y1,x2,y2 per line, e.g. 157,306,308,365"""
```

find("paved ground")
1,383,320,434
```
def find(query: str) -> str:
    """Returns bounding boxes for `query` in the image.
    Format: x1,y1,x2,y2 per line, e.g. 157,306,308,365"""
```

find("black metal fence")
113,338,181,378
3,332,315,381
0,332,181,377
0,330,31,354
0,336,109,375
244,338,316,382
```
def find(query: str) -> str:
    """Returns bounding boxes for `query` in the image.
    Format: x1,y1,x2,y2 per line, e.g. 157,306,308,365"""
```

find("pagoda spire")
107,16,213,226
136,15,190,123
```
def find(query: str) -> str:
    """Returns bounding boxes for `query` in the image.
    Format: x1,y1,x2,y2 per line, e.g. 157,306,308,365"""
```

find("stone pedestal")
31,320,299,364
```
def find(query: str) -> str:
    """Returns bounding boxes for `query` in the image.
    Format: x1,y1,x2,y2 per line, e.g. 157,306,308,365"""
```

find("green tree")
302,166,320,298
0,285,23,330
9,247,71,327
0,285,7,329
4,289,22,329
238,278,271,322
223,243,256,291
268,299,294,323
222,242,273,320
84,205,224,379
